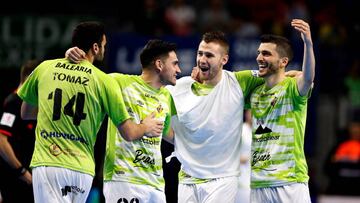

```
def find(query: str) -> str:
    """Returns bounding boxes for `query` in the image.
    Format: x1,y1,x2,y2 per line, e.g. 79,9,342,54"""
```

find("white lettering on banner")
0,16,80,68
233,39,259,58
115,47,195,76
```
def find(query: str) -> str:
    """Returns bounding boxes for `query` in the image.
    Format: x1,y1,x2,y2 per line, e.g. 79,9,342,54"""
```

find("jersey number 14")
48,88,87,126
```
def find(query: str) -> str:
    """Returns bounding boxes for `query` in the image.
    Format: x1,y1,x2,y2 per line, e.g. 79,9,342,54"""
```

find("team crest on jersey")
156,104,163,114
49,143,62,156
271,97,278,107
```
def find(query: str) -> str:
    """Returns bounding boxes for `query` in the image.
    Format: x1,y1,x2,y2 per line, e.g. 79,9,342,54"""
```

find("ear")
155,59,163,72
281,57,289,68
92,43,99,55
221,54,229,66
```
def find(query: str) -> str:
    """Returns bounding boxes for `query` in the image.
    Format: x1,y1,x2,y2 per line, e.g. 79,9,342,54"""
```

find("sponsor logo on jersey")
133,149,155,167
49,143,86,158
138,137,160,146
253,135,280,142
40,130,88,145
251,151,276,171
49,143,62,156
144,93,159,102
252,151,271,166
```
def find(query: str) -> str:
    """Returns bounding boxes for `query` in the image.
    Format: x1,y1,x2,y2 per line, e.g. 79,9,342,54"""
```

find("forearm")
0,133,32,184
302,41,315,84
0,134,22,169
117,119,146,141
163,128,174,144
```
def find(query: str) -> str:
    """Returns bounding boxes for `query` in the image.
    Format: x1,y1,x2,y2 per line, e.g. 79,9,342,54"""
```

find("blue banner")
107,33,303,76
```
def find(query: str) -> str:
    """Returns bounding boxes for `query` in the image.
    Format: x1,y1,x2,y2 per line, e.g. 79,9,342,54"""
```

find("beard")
159,74,175,86
258,62,279,78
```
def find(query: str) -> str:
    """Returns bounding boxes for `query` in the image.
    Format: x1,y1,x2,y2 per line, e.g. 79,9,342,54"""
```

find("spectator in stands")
324,118,360,196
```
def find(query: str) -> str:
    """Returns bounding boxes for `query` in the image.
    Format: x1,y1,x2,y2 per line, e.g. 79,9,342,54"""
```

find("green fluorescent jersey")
17,58,130,176
250,77,310,188
104,73,175,191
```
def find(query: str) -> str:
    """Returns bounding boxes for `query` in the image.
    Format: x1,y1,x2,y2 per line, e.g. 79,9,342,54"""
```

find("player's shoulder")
176,76,194,85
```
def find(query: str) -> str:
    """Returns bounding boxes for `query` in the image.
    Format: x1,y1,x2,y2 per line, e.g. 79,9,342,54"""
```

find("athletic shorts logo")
61,185,85,196
117,198,139,203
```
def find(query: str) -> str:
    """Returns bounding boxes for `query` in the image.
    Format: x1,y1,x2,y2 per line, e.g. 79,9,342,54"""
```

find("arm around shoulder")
116,112,164,141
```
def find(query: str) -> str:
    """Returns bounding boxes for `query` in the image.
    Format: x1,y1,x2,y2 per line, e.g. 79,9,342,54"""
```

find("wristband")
14,166,27,177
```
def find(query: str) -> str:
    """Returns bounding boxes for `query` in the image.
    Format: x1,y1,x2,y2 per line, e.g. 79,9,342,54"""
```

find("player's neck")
141,69,162,89
265,73,285,88
85,54,94,64
202,69,223,86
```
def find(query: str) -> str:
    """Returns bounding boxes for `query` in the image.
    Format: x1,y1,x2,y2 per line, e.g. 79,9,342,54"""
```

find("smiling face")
256,42,288,78
159,51,181,86
197,41,228,85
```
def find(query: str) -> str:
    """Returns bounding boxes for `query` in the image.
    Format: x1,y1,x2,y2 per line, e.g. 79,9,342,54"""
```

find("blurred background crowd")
1,0,359,202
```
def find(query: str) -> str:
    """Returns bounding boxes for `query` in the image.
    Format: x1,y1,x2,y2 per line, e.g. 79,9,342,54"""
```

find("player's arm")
0,133,32,185
117,112,164,141
291,19,315,96
163,127,174,144
65,46,86,63
191,66,202,82
285,70,302,77
20,101,38,120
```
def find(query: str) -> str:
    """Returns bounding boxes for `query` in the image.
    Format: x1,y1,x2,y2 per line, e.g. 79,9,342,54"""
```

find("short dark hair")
140,39,177,68
260,34,293,62
20,59,42,83
202,31,229,54
72,21,105,52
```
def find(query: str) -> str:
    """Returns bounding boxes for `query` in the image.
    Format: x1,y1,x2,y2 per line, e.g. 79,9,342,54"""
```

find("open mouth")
200,67,210,72
258,63,268,69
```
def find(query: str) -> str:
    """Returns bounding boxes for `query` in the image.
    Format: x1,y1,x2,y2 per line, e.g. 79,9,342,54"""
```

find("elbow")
117,125,140,142
122,134,135,142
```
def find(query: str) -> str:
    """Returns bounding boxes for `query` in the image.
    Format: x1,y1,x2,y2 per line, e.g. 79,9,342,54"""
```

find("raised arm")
291,19,315,96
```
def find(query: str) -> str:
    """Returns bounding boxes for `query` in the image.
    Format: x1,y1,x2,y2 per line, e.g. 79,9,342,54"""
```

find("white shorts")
178,176,238,203
251,183,311,203
103,181,166,203
32,166,93,203
235,184,250,203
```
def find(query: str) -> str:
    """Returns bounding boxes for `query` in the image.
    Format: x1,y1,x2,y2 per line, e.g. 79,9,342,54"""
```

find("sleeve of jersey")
234,70,264,109
163,93,176,137
17,67,39,105
102,75,131,126
290,78,309,109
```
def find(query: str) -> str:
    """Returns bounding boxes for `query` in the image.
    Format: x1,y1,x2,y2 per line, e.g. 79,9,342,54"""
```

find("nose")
198,55,207,65
177,66,181,73
256,54,263,62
